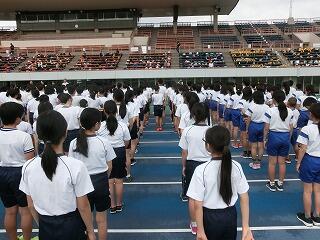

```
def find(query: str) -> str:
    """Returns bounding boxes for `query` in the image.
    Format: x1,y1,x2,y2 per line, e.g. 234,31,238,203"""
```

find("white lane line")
140,141,179,144
6,225,319,234
124,179,301,185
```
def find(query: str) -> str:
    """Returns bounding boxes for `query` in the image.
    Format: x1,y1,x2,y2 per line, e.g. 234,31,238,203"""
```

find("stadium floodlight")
288,0,294,25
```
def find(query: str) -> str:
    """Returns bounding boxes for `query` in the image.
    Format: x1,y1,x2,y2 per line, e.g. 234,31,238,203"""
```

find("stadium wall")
1,67,320,81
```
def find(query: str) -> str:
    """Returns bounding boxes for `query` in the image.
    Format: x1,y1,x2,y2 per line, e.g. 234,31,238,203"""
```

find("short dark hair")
0,102,25,125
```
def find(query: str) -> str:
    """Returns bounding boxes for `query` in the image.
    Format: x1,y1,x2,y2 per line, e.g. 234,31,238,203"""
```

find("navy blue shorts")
39,210,86,240
248,122,264,143
209,100,218,111
0,167,28,208
299,154,320,183
291,128,299,147
110,147,127,179
154,105,163,117
203,206,237,240
218,105,225,119
231,109,241,127
267,131,290,157
183,160,204,196
224,108,232,121
239,115,247,132
88,172,111,212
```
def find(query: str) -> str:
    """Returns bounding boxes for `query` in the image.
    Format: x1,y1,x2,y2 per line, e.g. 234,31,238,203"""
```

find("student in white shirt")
98,100,131,214
229,85,243,148
69,108,116,240
178,103,211,235
0,102,35,240
264,90,294,192
19,110,95,240
292,83,304,100
187,126,253,240
56,93,81,153
296,103,320,227
178,92,200,133
26,89,40,125
151,85,165,131
246,91,269,169
209,84,220,126
239,87,252,159
217,85,228,126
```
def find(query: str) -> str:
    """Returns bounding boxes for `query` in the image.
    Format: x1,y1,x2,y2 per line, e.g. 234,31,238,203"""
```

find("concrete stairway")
222,51,236,68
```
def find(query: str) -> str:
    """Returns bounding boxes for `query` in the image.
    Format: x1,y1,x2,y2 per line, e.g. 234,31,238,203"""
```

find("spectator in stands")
176,41,181,53
10,43,14,55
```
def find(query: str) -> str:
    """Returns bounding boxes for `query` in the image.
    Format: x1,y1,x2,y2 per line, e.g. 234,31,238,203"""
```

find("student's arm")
77,196,96,240
24,151,35,161
107,161,112,178
239,192,254,240
124,140,130,149
194,199,207,240
181,150,188,176
27,195,39,226
296,143,307,172
263,123,270,146
246,117,251,132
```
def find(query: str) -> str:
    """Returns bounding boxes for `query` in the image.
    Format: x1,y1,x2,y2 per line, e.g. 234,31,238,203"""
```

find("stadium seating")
126,53,171,69
70,53,122,71
20,53,74,72
0,54,27,72
200,36,241,49
231,49,283,68
179,52,225,68
198,25,235,35
282,48,320,67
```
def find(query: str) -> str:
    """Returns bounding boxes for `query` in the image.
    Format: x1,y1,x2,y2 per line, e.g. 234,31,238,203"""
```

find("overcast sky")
0,0,319,27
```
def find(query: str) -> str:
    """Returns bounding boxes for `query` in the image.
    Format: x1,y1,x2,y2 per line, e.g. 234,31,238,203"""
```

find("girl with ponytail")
69,108,116,240
296,103,320,226
178,91,200,133
97,100,131,214
187,126,253,240
264,90,294,192
20,110,96,240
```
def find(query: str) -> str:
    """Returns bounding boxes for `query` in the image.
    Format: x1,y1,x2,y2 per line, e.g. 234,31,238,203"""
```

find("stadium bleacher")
282,48,320,67
126,52,171,69
0,54,27,72
231,49,283,68
179,52,225,68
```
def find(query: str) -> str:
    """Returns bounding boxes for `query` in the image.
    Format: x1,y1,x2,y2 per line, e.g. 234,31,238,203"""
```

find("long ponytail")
273,90,287,121
104,100,119,136
74,128,88,157
36,110,67,181
220,146,232,205
113,89,127,119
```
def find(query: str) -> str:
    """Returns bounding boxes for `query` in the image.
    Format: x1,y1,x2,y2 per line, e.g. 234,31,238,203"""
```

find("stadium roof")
0,0,239,20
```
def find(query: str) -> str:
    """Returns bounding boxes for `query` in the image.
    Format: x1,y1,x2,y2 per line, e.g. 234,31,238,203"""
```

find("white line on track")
124,179,301,185
5,225,319,234
140,141,179,144
135,154,296,159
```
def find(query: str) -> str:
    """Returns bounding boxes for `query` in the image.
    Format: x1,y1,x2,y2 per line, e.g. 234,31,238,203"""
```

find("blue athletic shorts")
239,115,247,132
290,128,299,147
231,109,241,127
266,131,290,157
224,108,232,122
218,105,224,119
248,122,264,143
299,154,320,183
209,100,218,111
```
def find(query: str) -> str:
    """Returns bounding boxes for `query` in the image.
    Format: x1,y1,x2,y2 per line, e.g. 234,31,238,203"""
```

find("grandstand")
1,1,320,240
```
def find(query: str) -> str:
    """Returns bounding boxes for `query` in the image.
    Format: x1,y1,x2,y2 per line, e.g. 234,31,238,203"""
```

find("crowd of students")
0,78,319,240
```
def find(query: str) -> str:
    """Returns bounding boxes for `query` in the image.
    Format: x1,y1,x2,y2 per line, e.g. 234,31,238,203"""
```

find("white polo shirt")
72,95,85,107
152,93,164,106
291,108,300,129
69,136,116,175
179,125,211,162
246,103,269,123
26,98,39,114
19,156,94,216
292,90,304,100
187,160,249,209
297,123,320,157
0,128,34,167
297,95,317,108
264,107,294,132
197,93,206,103
175,103,188,118
0,92,7,105
97,121,131,148
17,121,34,135
228,94,242,109
174,94,184,106
179,110,195,130
57,106,81,130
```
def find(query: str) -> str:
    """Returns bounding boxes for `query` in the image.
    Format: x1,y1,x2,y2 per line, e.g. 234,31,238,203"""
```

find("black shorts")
203,206,237,240
154,105,163,117
63,129,79,152
0,166,28,208
144,103,150,114
39,210,86,240
110,147,127,179
87,172,110,212
130,121,138,140
183,160,204,196
139,108,144,122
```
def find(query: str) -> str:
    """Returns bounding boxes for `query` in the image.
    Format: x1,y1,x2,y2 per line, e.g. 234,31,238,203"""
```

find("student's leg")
155,116,159,129
96,211,107,240
303,183,313,218
188,198,196,222
232,126,239,147
257,142,264,161
278,156,286,183
250,142,257,160
109,179,116,209
4,206,18,240
314,183,320,217
115,179,124,207
126,149,132,177
268,156,277,183
19,207,33,240
159,117,163,128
